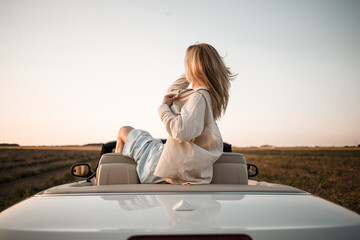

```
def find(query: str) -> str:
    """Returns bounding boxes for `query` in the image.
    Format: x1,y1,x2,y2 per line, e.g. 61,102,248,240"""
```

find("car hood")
0,192,359,240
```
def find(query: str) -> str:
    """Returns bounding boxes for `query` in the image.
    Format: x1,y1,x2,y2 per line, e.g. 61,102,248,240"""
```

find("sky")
0,0,359,147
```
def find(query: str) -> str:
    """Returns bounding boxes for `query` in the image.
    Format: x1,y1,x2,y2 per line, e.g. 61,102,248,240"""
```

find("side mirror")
247,164,258,178
71,163,93,178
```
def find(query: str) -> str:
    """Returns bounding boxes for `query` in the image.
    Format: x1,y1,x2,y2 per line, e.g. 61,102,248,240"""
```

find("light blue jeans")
122,129,166,184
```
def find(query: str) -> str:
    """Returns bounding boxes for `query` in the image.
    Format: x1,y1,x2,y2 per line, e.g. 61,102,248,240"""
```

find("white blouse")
154,74,223,184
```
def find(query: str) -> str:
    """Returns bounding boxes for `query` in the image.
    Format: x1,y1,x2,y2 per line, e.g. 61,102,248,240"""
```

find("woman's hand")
162,93,179,107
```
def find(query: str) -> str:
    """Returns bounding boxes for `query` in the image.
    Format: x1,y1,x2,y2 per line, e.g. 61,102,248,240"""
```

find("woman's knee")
118,126,134,142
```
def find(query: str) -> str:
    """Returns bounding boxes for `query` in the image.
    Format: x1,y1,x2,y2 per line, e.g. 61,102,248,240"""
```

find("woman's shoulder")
182,90,210,109
188,89,208,100
177,88,209,106
193,89,210,101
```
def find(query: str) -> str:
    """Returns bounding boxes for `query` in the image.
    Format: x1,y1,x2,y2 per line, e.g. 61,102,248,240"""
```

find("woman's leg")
115,126,134,153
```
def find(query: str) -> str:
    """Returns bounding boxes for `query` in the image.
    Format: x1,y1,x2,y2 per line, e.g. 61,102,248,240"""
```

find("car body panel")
1,190,359,240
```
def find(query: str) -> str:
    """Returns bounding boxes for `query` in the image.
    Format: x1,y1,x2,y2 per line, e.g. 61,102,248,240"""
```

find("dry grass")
0,147,100,212
234,147,360,214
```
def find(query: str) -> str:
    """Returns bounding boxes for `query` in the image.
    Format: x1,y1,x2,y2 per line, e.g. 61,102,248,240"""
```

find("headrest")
96,153,138,185
211,152,248,184
99,153,135,165
215,152,246,164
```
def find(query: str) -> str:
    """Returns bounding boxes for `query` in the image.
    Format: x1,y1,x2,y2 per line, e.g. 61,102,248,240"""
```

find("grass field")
0,146,359,214
0,146,101,212
233,147,360,214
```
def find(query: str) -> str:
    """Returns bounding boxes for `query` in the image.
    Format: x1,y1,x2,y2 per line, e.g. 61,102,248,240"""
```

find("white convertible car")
0,142,359,240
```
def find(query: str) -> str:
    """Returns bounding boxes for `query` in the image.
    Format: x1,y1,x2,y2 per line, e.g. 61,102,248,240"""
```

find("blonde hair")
185,43,236,121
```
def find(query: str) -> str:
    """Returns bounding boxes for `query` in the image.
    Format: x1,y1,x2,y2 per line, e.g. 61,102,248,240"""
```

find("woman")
115,43,235,184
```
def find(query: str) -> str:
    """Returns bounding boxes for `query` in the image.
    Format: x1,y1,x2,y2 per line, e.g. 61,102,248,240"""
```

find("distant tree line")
344,145,360,148
83,143,103,147
0,143,20,147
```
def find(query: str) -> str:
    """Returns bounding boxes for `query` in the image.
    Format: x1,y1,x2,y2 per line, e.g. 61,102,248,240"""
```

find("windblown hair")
185,43,236,121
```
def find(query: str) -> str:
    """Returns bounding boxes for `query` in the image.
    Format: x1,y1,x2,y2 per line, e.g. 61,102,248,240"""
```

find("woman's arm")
166,74,190,94
158,92,206,142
